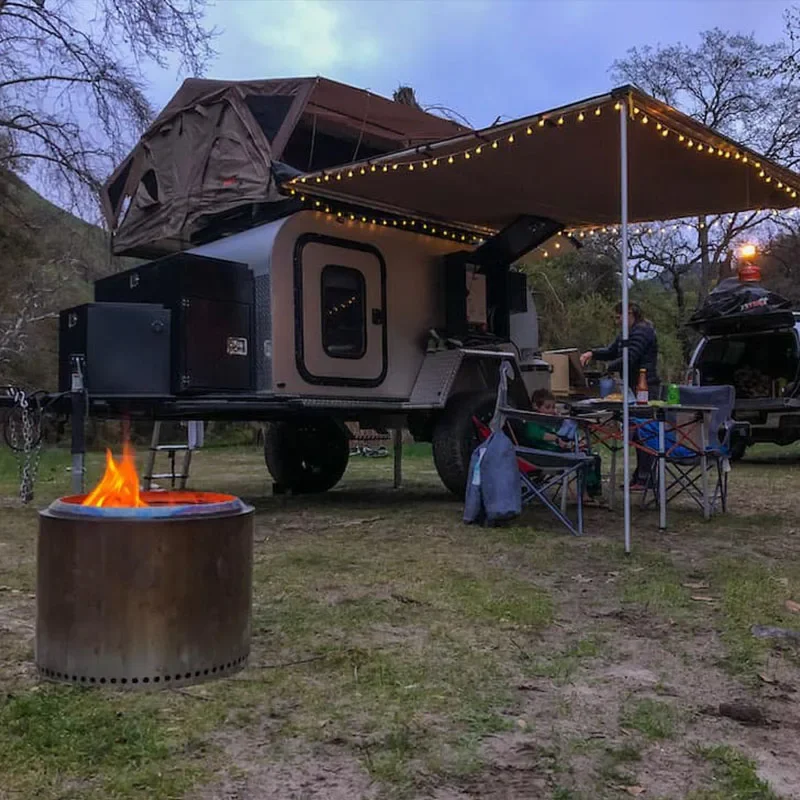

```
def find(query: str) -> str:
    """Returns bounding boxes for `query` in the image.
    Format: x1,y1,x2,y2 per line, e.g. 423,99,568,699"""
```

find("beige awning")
283,85,800,237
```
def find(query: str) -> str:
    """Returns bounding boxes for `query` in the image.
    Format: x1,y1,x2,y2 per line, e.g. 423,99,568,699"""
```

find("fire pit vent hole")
37,655,249,688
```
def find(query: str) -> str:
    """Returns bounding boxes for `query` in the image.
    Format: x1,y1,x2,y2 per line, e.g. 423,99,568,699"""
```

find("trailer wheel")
432,391,497,498
264,418,349,494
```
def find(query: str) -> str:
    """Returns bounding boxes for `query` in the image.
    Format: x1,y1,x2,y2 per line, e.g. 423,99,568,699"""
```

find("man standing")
580,302,660,490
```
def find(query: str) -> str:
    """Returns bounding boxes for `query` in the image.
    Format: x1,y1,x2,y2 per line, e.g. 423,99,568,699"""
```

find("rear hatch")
693,317,800,404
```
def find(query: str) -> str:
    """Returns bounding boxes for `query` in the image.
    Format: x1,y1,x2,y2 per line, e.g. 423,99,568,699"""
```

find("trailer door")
294,234,387,387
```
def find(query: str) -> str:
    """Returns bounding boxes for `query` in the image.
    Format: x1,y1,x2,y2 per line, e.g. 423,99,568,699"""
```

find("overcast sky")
146,0,792,128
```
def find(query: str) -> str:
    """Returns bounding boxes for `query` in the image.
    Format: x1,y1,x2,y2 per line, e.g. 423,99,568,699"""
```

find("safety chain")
4,388,43,503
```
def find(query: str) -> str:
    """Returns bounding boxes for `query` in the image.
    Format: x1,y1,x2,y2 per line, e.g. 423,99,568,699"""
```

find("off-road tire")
264,418,349,494
432,391,497,498
729,436,748,462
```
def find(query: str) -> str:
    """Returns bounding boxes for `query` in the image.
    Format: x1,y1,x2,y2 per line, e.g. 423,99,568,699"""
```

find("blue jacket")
463,431,521,526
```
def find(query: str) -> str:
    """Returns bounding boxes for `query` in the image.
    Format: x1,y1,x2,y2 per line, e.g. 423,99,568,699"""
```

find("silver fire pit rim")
45,491,253,520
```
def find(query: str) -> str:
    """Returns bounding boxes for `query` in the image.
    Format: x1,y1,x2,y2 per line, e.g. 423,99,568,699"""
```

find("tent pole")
620,101,631,555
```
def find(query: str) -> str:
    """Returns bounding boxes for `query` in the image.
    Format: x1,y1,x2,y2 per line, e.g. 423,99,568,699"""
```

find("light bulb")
578,113,585,122
408,164,414,171
595,108,601,116
422,161,428,169
475,146,482,154
526,127,532,135
661,129,668,137
464,152,471,159
557,116,564,125
538,118,545,127
492,141,498,149
508,134,515,143
336,174,342,180
432,158,439,166
448,156,454,164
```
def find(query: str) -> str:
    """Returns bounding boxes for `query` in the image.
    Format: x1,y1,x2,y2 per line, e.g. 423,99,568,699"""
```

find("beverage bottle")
636,368,649,405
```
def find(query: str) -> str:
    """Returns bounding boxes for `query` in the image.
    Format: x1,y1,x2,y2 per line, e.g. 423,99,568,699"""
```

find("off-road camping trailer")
60,207,554,497
51,76,560,498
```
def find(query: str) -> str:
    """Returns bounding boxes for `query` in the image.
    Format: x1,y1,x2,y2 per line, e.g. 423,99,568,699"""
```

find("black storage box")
94,253,255,393
59,303,171,395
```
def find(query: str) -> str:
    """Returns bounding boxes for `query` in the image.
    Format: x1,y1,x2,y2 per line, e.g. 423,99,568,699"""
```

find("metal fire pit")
36,491,254,689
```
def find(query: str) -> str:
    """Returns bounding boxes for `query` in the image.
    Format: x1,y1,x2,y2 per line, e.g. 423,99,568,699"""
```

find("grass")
713,558,800,679
524,635,604,683
689,745,781,800
0,443,796,798
0,688,219,799
620,551,694,617
620,698,678,740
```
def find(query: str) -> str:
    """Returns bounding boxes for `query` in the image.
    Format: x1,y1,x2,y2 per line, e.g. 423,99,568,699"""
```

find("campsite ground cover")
0,442,798,799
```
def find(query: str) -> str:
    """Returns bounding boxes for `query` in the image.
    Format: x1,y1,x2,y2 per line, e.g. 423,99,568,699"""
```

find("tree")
611,26,800,313
0,0,215,212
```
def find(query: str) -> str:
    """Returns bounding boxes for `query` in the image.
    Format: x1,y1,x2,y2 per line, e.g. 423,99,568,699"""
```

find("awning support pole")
620,101,631,555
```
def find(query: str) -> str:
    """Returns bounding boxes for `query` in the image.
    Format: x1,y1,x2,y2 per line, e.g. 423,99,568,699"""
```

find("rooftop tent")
101,77,469,258
285,84,800,553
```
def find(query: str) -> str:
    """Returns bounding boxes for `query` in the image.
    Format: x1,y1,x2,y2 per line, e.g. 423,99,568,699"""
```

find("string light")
285,192,486,244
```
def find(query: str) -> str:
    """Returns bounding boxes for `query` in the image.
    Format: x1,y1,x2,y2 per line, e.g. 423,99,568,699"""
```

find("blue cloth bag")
463,430,521,526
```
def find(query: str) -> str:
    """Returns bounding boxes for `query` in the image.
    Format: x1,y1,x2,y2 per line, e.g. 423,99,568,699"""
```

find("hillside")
0,170,138,390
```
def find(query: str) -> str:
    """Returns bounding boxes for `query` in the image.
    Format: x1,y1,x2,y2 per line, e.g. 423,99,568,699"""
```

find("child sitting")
524,389,603,502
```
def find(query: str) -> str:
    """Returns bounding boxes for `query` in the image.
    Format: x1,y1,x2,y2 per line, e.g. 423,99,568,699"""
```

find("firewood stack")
733,365,772,399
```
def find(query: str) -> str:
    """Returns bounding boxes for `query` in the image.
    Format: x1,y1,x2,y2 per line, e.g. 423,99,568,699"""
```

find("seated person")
523,389,603,502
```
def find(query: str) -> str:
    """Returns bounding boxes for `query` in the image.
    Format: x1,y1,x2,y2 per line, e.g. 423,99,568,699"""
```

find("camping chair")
483,361,598,535
640,384,745,517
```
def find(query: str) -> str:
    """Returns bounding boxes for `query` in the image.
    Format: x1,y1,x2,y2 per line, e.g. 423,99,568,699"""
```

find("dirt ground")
0,443,798,799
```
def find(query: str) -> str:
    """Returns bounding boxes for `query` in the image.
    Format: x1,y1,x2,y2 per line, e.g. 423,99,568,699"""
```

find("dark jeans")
634,450,655,486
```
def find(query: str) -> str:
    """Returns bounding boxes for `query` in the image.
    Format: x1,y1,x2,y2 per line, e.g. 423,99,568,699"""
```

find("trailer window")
321,265,366,358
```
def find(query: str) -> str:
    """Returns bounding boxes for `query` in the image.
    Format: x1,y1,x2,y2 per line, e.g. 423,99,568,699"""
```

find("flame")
82,442,148,508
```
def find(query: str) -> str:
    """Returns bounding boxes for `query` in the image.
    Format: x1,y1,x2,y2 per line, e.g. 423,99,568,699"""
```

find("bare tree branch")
0,0,216,212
